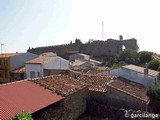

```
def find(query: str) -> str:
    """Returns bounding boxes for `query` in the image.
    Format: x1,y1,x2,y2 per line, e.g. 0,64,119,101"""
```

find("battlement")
27,36,138,58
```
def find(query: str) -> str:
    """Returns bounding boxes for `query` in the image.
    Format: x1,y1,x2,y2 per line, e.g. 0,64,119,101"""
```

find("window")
4,71,8,78
0,60,4,66
30,71,35,78
3,60,5,65
37,72,40,77
4,59,7,65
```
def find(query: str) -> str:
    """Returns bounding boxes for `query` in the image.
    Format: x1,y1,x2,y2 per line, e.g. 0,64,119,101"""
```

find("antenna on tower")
1,44,4,54
102,21,104,40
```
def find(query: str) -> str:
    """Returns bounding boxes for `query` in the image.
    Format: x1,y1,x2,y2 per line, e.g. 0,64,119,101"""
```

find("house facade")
100,64,159,87
78,74,149,111
25,55,69,78
0,52,38,83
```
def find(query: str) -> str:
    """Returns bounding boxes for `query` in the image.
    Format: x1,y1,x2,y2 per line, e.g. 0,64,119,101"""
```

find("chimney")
144,68,148,75
144,64,149,87
144,63,148,75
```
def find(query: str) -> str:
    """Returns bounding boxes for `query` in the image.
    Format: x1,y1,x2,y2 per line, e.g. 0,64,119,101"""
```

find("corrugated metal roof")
0,80,63,119
122,64,159,77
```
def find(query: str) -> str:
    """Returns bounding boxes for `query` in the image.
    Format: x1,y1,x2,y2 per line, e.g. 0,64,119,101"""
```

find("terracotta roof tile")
108,77,149,102
87,67,110,74
0,53,20,58
78,74,116,92
11,66,26,73
0,80,63,119
30,75,86,96
26,56,54,64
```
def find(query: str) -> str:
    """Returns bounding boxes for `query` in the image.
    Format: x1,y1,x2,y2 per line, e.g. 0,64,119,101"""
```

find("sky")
0,0,160,54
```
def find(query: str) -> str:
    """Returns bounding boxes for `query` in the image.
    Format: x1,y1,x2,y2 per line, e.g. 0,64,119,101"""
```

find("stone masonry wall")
107,85,147,111
33,87,89,120
27,39,138,58
86,100,159,120
62,87,89,120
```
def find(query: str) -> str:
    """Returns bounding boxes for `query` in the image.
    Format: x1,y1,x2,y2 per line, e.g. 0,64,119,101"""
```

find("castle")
27,35,138,59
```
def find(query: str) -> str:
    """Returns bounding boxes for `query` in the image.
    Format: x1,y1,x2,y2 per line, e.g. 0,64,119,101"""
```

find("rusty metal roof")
122,64,159,77
0,80,63,119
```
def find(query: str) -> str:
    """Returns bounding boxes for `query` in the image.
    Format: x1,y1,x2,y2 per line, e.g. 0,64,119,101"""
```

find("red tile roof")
107,77,148,102
78,74,116,92
25,56,54,64
0,53,20,58
31,75,86,96
87,67,110,74
0,80,63,119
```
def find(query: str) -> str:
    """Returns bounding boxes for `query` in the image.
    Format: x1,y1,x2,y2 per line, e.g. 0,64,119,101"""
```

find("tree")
147,81,160,101
138,51,153,64
11,111,33,120
114,49,139,65
112,61,127,69
148,59,159,70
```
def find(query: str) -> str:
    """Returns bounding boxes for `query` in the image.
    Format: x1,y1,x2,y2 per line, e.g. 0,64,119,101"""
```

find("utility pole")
102,21,104,40
1,44,4,54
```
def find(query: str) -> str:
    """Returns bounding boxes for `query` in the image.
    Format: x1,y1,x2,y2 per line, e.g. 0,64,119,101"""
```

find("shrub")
11,111,33,120
147,81,160,100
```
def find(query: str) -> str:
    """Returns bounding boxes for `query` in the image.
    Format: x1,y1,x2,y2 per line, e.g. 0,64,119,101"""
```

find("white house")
69,53,90,61
100,64,159,87
25,54,69,78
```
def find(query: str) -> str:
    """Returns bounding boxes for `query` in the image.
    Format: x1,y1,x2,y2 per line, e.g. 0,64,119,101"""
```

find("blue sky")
0,0,160,54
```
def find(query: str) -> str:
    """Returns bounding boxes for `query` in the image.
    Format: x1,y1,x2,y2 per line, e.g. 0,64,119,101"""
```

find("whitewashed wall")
100,67,157,87
43,57,69,70
99,69,120,76
120,67,156,87
26,64,43,78
69,54,90,61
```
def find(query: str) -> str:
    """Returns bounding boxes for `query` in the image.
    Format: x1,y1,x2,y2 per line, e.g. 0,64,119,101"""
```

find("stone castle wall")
27,37,138,58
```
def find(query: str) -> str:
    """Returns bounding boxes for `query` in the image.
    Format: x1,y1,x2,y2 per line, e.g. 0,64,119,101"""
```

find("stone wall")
62,87,89,120
33,87,89,120
32,101,64,120
83,100,159,120
89,91,108,104
107,85,147,111
27,38,138,58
